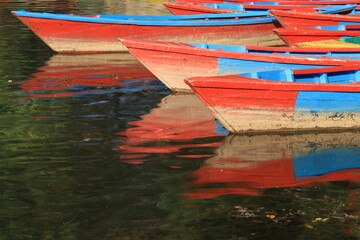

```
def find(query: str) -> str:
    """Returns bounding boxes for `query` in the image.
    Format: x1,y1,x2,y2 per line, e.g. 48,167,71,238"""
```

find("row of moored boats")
11,0,360,134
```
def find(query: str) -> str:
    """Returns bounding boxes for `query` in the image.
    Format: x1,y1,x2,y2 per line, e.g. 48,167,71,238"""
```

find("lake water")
0,1,359,239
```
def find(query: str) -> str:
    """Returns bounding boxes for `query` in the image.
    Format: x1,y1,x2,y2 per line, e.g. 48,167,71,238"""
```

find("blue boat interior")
11,10,277,26
188,42,360,58
217,57,334,75
189,42,249,52
97,11,268,20
315,25,347,30
313,4,357,14
203,3,356,14
313,20,360,31
203,3,269,12
238,68,360,84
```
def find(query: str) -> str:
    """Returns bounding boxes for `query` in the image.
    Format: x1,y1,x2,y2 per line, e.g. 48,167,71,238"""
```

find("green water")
0,1,359,239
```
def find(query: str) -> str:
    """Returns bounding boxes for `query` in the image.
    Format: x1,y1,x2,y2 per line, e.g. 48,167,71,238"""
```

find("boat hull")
175,0,360,3
121,38,359,92
164,2,240,15
243,44,360,55
13,12,283,53
274,28,360,46
186,75,360,133
271,9,360,29
164,2,319,15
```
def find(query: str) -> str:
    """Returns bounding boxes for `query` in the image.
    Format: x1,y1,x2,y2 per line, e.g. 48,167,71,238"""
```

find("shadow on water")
0,0,359,240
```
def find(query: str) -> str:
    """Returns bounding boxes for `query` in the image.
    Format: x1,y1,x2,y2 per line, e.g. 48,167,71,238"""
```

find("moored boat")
174,0,360,4
185,66,360,133
11,10,284,53
120,38,360,92
274,27,360,46
163,2,330,15
271,8,360,29
228,43,360,55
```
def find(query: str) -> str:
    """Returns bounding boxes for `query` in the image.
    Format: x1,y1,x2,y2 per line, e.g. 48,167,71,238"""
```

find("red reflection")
18,53,157,98
119,94,226,162
185,133,360,199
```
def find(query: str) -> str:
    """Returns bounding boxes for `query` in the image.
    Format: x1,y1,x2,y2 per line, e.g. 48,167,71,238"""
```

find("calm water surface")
0,1,359,239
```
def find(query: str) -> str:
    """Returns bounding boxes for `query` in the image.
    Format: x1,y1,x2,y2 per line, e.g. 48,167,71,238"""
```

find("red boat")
274,28,360,46
121,38,360,92
185,66,360,133
164,2,323,15
271,9,360,29
12,10,283,53
174,0,360,4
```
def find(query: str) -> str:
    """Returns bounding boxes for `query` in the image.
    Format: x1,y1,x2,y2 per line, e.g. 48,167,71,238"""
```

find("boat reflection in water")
119,94,228,164
185,131,360,199
18,53,160,98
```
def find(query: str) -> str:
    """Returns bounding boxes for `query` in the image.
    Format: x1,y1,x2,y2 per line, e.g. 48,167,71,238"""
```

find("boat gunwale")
12,10,277,26
185,74,360,92
270,8,360,22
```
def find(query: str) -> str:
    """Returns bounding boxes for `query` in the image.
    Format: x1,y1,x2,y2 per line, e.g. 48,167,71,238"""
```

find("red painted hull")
121,38,360,92
164,2,320,15
175,0,360,3
164,2,239,15
271,9,360,29
185,74,360,133
175,0,228,3
245,44,360,53
13,13,282,53
274,28,360,46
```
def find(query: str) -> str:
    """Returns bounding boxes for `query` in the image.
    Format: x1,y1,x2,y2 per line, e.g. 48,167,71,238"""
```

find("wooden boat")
11,10,284,53
296,36,360,47
271,8,360,29
185,65,360,133
174,0,360,4
221,43,360,56
175,0,360,17
185,132,360,198
120,38,360,92
163,2,331,15
274,27,360,46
